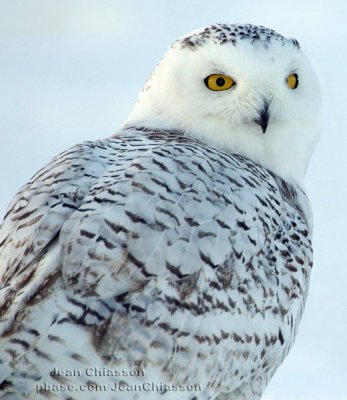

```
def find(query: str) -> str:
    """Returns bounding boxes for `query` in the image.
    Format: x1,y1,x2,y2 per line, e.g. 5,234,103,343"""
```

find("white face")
127,24,322,185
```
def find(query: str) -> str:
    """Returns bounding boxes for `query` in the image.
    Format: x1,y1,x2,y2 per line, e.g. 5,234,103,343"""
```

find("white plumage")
0,23,321,399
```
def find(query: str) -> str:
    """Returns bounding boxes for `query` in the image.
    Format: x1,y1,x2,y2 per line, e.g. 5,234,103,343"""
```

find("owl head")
126,23,322,186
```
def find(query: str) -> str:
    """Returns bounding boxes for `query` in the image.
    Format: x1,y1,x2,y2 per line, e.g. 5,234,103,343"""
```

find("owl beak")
254,99,270,134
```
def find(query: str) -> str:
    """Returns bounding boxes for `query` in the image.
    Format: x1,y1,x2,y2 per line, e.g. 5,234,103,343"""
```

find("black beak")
254,99,270,134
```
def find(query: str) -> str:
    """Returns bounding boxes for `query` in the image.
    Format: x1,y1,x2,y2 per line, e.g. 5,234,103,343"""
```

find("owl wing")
0,140,110,330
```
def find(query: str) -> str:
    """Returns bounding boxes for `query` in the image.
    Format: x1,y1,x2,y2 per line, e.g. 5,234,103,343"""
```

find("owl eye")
287,73,299,89
204,74,236,91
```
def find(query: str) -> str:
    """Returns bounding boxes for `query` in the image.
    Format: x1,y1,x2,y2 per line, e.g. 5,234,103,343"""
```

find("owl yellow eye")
287,73,299,89
204,74,236,91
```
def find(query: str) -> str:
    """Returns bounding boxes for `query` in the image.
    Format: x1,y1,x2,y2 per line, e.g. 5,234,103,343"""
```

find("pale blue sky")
1,1,346,399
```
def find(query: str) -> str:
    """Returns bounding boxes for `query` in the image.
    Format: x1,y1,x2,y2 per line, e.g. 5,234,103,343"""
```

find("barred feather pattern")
0,127,313,400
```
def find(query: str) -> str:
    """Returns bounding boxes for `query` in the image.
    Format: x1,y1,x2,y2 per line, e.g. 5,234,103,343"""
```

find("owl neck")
125,109,319,190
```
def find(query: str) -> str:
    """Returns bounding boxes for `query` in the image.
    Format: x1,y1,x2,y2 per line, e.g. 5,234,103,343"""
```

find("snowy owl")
0,23,321,400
